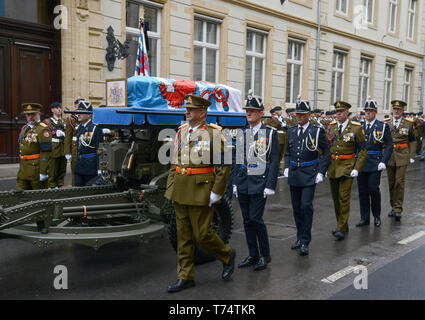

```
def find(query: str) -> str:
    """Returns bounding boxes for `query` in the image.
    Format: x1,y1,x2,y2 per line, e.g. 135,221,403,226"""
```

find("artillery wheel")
168,194,234,265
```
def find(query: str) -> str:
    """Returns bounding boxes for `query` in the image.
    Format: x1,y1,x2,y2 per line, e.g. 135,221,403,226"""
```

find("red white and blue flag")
135,20,150,76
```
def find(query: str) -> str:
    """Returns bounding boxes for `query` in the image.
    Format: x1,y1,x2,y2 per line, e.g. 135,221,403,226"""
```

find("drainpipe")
314,0,321,109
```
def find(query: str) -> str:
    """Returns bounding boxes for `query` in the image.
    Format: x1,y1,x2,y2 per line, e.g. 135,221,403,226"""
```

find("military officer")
263,106,287,175
43,102,67,188
72,101,104,187
165,95,235,293
355,99,393,228
233,94,280,271
327,101,367,240
283,99,331,255
17,103,52,233
65,98,84,186
385,100,417,221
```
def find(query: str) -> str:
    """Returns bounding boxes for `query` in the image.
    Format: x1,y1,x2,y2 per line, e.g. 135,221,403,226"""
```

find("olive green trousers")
329,177,354,233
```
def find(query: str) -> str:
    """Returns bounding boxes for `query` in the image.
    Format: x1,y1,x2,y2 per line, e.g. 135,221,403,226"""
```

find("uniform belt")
19,154,40,160
79,153,97,159
277,130,285,134
52,138,61,143
290,158,319,168
367,150,382,155
332,153,355,160
394,143,408,149
72,137,77,141
176,166,215,175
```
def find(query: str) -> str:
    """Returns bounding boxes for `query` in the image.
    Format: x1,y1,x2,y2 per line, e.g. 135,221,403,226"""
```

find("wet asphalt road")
0,162,424,300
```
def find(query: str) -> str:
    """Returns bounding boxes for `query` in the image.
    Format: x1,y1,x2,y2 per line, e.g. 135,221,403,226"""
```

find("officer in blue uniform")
72,101,104,186
233,94,280,271
356,98,393,227
283,99,331,256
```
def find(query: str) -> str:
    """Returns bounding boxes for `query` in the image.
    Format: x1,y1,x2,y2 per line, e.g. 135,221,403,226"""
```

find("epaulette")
39,122,48,128
330,121,337,125
178,123,189,130
266,125,277,131
405,118,414,123
208,123,222,130
351,121,361,126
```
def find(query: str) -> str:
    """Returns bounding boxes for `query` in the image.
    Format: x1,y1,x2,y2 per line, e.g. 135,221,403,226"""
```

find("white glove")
56,129,65,137
263,188,275,198
40,174,48,182
350,169,359,178
325,172,328,178
377,162,386,171
209,192,222,207
315,173,324,184
410,158,415,164
65,154,72,161
283,168,289,178
102,128,111,135
232,185,238,198
97,170,102,176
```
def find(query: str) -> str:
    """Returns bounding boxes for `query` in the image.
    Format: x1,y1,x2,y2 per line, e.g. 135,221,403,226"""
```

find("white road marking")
321,265,356,284
397,231,425,245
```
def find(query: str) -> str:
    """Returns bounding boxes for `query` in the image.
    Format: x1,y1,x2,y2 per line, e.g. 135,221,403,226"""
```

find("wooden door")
0,37,12,163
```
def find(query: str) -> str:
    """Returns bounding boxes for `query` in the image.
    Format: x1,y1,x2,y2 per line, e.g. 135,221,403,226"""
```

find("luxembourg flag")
135,20,150,76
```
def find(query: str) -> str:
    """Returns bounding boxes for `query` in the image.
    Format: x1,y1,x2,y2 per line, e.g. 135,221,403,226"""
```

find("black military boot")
36,221,48,234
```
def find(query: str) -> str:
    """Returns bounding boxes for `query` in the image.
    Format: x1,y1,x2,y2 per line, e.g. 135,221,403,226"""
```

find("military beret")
334,101,351,111
391,100,407,109
50,102,62,109
22,103,42,114
286,108,295,113
270,106,282,113
184,94,211,109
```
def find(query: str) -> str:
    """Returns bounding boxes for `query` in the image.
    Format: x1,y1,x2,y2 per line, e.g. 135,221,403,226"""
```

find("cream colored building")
63,0,425,115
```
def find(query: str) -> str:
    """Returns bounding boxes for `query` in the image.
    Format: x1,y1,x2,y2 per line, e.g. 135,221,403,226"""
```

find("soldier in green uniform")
263,106,287,175
17,103,52,233
64,99,83,186
327,101,367,240
384,100,417,221
165,94,235,293
43,102,67,188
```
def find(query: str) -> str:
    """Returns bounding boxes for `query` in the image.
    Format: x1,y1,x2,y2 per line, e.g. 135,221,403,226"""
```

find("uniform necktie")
339,125,343,135
188,128,193,141
366,124,371,133
298,127,303,137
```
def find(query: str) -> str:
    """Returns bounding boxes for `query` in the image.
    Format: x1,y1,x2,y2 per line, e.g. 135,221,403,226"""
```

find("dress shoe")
394,212,401,222
238,255,259,268
356,219,370,227
332,227,348,235
333,231,345,241
167,279,195,293
222,249,236,281
299,244,309,256
388,211,395,218
291,240,302,250
253,256,271,271
36,221,48,234
374,217,381,227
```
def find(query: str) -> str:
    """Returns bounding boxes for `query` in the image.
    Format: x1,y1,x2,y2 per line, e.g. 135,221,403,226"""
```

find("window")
383,63,395,111
193,15,221,82
388,0,398,33
245,28,267,98
286,39,304,104
407,0,417,40
126,0,162,78
365,0,374,24
358,57,372,109
336,0,348,15
331,50,347,103
403,68,413,107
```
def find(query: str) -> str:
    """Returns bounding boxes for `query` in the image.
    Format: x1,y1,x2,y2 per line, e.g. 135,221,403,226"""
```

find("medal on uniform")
343,133,352,142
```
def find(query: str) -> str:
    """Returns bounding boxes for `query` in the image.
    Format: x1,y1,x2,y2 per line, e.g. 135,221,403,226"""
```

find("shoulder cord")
248,129,274,162
305,127,320,152
79,125,97,148
373,122,386,143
